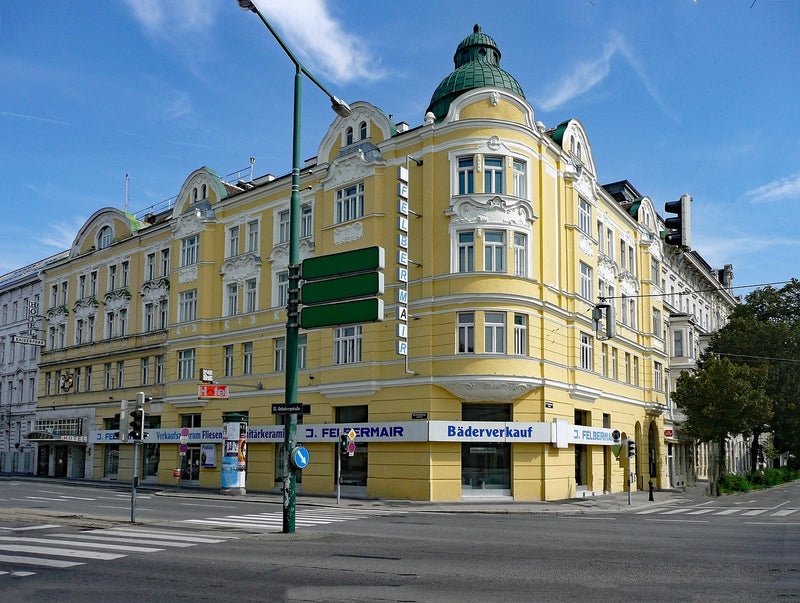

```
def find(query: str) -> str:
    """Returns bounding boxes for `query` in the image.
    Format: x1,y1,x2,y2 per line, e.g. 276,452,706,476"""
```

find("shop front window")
461,403,511,494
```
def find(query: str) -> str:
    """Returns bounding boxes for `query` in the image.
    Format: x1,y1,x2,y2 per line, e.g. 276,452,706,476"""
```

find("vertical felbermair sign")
396,166,409,356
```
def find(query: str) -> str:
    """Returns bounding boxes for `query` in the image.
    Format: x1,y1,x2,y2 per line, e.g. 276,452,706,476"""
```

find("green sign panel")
300,298,384,329
301,246,385,281
301,272,384,305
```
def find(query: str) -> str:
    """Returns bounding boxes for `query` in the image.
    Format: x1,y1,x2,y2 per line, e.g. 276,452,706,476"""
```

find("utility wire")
598,280,795,302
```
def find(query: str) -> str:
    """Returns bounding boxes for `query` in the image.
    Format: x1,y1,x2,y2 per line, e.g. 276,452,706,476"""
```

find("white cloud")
537,31,678,121
253,0,385,84
39,217,87,250
120,0,216,37
0,110,72,127
745,174,800,204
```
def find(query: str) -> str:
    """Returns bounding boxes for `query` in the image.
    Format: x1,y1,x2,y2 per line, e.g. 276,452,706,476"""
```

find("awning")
26,432,87,443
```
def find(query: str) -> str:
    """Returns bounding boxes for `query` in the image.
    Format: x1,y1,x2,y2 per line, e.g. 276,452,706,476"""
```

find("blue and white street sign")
290,446,310,470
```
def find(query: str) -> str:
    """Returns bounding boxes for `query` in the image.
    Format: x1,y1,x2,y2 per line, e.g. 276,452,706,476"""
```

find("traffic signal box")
663,194,692,250
129,408,145,442
627,439,637,458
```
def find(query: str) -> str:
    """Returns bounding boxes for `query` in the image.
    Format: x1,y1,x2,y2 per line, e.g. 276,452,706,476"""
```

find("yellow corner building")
35,25,735,501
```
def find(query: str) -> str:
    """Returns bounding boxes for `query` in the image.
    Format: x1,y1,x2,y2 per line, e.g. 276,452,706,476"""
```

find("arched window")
359,121,367,140
97,226,113,250
201,184,207,199
345,127,354,145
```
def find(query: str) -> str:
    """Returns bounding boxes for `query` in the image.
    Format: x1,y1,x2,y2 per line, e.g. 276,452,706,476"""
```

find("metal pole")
131,440,139,523
337,446,341,505
282,62,303,535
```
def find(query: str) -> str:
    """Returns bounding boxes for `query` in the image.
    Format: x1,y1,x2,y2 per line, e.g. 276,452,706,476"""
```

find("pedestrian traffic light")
627,439,636,458
662,194,692,250
129,408,145,441
340,434,348,455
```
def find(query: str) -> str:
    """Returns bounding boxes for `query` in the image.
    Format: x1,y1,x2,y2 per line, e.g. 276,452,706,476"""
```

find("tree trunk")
750,430,761,474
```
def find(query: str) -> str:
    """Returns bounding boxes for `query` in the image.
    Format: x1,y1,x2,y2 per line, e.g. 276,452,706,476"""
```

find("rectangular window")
619,240,627,269
121,261,129,287
142,357,150,386
578,198,591,234
228,226,240,257
457,312,475,353
655,361,663,391
333,325,362,364
181,235,199,266
90,271,98,296
245,279,257,313
628,298,636,329
161,248,170,276
601,343,608,377
458,231,475,272
242,342,253,375
298,334,307,369
87,315,95,342
226,283,238,316
274,338,285,372
178,349,195,380
606,229,614,261
224,345,234,377
612,348,619,380
335,182,365,223
484,230,505,272
151,355,164,385
247,220,259,252
78,274,87,298
651,258,660,283
144,303,155,332
514,314,527,355
146,253,156,280
628,245,635,275
117,361,125,389
512,159,527,198
109,265,117,290
580,262,593,300
86,365,93,391
633,356,639,386
278,210,290,244
106,312,115,338
300,205,313,238
625,353,631,383
580,333,593,371
484,312,506,354
75,319,84,345
484,156,504,193
621,294,629,326
104,363,113,389
457,157,474,194
118,308,127,336
653,308,662,337
178,290,197,322
673,330,684,357
60,281,68,306
513,232,527,277
158,300,168,329
50,284,58,308
597,221,604,254
277,272,289,308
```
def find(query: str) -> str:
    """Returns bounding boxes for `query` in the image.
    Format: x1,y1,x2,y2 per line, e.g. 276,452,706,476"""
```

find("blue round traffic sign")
290,446,310,470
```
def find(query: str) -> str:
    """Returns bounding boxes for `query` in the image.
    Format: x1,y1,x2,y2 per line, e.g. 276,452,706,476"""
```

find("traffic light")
593,302,616,340
340,434,348,455
114,412,128,443
627,439,637,458
129,408,145,441
662,194,692,250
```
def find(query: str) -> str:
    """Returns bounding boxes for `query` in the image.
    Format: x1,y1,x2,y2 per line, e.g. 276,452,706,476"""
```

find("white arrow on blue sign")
291,446,310,470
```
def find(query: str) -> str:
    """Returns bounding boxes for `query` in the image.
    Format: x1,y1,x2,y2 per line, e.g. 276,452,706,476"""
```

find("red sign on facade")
664,429,674,438
198,384,229,399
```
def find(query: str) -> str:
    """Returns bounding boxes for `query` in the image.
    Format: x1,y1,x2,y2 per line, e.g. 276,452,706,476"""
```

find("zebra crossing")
0,525,234,579
181,506,406,530
635,505,800,519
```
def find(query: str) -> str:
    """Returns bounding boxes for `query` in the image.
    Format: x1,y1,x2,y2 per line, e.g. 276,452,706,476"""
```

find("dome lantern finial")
474,24,481,33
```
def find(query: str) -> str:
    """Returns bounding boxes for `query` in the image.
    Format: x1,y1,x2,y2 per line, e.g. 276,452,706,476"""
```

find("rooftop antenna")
250,157,255,182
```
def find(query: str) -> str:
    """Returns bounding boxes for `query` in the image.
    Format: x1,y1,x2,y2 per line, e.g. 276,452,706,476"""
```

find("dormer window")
97,226,113,250
359,121,367,140
346,127,354,145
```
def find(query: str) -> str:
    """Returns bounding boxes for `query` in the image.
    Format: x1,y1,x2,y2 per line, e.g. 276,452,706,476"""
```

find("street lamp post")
236,0,351,534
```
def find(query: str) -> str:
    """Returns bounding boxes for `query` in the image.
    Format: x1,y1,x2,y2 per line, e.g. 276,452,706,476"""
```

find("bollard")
648,480,654,501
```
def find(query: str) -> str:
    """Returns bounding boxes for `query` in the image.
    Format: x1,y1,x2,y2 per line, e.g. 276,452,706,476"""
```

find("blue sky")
1,0,798,295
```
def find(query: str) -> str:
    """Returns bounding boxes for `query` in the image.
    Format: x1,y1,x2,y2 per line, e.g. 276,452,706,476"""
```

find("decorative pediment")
579,233,594,258
73,298,99,319
177,265,198,284
45,306,69,324
333,222,364,245
103,289,131,311
618,272,640,296
221,253,262,285
437,377,540,402
323,152,380,190
598,256,618,282
172,211,205,238
140,278,170,303
446,195,535,228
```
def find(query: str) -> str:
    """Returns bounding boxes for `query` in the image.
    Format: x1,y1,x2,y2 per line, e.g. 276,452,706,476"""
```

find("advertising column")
221,415,247,494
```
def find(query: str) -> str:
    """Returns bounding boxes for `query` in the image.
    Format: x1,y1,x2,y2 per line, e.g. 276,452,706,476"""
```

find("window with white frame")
335,182,364,223
597,221,604,254
144,303,155,332
181,235,199,266
625,353,631,383
601,343,608,377
484,230,505,272
673,330,684,357
653,307,662,337
606,229,614,261
628,298,636,329
457,312,475,353
457,157,474,194
75,319,84,345
247,220,259,252
117,361,125,389
178,289,197,322
300,204,313,238
87,315,95,342
60,281,68,305
277,271,289,308
104,363,113,389
654,361,663,391
628,245,635,275
580,333,593,370
484,156,504,193
621,294,629,326
484,312,506,353
242,342,253,375
121,261,129,287
145,253,156,280
457,231,475,272
177,349,195,380
633,356,639,386
612,348,618,380
119,308,127,336
578,198,591,235
244,279,257,313
109,265,117,290
298,334,307,369
155,355,164,384
278,210,290,244
78,274,86,298
226,283,238,316
619,240,627,270
224,345,234,377
228,226,240,257
161,249,170,276
514,313,527,355
142,357,150,386
105,311,115,338
274,338,285,372
580,262,593,301
158,300,168,329
513,232,527,277
333,325,362,364
512,159,527,198
98,226,113,249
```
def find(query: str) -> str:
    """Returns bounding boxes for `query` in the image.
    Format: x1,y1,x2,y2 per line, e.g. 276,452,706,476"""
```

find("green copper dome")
426,24,525,122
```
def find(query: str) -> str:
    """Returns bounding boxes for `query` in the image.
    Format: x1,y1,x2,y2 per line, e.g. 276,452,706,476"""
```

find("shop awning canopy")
26,431,87,443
